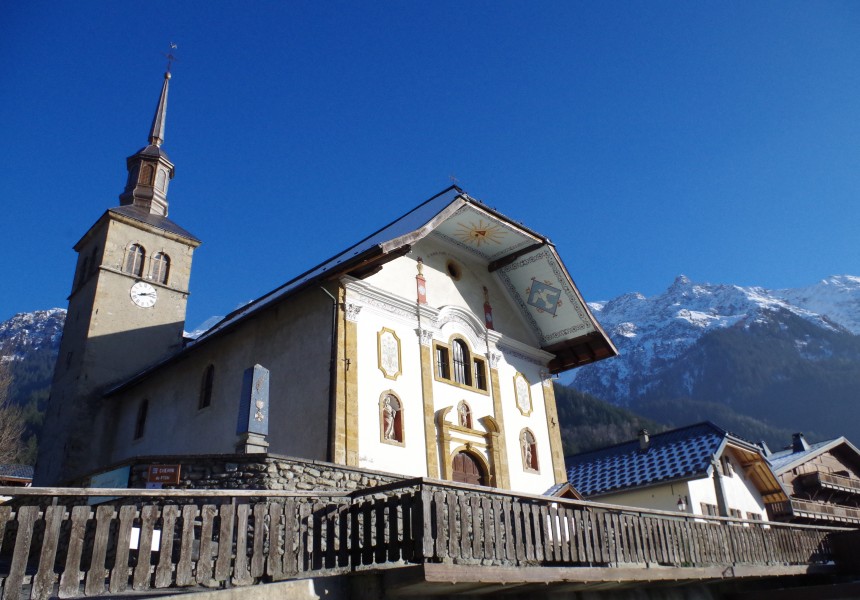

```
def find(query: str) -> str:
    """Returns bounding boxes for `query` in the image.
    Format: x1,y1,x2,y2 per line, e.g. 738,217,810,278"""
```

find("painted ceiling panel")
433,204,539,262
497,248,595,346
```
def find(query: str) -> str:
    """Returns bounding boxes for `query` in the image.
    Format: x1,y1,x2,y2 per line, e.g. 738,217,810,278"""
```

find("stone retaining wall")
118,453,406,491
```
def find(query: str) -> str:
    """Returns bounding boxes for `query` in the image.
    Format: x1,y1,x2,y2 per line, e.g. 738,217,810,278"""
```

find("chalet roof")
768,437,860,474
565,422,769,498
107,186,616,395
0,464,34,482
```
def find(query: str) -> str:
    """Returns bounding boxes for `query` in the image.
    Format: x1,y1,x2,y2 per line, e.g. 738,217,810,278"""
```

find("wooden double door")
451,451,487,486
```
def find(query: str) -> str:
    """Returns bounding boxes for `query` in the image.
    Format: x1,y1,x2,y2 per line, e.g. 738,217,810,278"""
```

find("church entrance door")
451,451,486,486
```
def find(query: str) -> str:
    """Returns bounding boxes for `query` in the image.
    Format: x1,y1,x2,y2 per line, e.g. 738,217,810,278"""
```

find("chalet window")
746,512,763,521
521,429,539,472
700,503,719,517
199,364,215,409
380,393,404,445
151,252,170,284
434,338,488,393
721,456,734,477
125,244,146,277
728,508,743,519
134,399,149,440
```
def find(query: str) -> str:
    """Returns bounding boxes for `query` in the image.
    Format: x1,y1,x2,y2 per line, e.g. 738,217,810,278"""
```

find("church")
35,70,617,495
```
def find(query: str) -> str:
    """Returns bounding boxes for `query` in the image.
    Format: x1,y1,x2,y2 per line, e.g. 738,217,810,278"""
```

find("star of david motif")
526,279,562,316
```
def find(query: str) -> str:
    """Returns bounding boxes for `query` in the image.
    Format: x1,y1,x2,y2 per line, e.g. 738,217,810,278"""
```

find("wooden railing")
0,480,846,599
415,481,840,568
802,471,860,495
789,497,860,523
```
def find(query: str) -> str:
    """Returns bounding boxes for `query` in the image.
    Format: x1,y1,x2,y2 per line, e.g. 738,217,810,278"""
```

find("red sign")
147,465,181,484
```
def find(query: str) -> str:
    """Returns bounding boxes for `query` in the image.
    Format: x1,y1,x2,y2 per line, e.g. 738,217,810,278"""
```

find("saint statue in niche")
458,401,471,429
521,430,537,470
382,395,400,441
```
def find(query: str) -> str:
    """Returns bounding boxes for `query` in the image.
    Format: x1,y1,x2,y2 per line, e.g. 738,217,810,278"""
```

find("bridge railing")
0,480,846,599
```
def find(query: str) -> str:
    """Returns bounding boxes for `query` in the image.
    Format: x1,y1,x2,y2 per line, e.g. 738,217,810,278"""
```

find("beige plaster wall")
365,237,537,346
108,287,333,464
352,239,559,495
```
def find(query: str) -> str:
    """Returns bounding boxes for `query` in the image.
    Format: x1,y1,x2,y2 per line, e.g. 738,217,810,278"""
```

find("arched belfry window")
134,399,149,440
140,164,154,185
457,401,473,429
89,246,100,275
380,393,404,445
151,252,170,284
199,364,215,409
521,429,539,472
125,244,146,277
77,256,90,288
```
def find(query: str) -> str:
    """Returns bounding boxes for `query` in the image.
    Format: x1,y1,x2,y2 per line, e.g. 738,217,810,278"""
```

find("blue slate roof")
767,438,842,473
0,464,34,481
566,422,739,497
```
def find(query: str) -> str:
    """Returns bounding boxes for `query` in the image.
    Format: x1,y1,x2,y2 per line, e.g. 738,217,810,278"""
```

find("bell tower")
118,71,174,216
36,68,201,485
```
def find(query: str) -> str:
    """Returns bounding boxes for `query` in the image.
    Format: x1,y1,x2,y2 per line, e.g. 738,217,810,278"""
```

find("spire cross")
163,42,178,73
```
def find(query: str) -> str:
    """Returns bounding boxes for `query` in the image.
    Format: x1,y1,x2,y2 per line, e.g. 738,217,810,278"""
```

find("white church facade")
36,71,617,495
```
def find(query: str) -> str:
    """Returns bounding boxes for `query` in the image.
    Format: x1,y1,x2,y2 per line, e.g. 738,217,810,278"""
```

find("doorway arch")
451,450,487,486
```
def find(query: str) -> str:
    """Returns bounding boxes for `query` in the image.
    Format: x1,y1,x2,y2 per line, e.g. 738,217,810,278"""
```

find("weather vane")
449,174,459,185
164,42,178,73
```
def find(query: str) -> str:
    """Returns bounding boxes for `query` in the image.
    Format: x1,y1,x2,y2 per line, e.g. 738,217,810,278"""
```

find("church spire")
118,69,176,217
148,71,170,147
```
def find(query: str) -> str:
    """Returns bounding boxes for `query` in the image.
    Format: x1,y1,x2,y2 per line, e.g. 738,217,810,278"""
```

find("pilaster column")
541,374,567,484
417,328,439,478
488,352,511,489
711,458,730,517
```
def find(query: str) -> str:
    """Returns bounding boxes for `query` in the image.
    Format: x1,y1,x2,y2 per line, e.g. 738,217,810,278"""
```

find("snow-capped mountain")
571,275,860,446
776,275,860,335
0,309,65,363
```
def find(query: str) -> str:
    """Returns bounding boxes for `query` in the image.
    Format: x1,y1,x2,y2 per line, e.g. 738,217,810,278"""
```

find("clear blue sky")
2,2,858,329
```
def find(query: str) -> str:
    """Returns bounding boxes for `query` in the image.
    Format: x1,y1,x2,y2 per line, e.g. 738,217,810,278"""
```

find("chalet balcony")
799,471,860,496
0,479,848,599
786,497,860,525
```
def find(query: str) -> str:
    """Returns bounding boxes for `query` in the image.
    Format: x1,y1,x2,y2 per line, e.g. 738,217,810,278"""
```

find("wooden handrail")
0,482,846,600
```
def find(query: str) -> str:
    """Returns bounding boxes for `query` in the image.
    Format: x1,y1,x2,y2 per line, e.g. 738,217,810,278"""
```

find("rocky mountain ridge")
572,275,860,446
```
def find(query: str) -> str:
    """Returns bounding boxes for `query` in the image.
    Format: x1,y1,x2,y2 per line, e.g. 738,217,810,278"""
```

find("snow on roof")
767,438,847,473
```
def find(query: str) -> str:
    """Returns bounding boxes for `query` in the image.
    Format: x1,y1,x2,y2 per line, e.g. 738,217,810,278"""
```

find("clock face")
130,281,158,308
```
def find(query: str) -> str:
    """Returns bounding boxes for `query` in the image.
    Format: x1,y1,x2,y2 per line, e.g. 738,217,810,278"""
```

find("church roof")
109,205,200,242
108,186,615,394
191,186,614,366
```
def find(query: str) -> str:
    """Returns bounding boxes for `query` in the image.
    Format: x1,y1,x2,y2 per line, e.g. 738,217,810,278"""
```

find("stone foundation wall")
116,453,406,491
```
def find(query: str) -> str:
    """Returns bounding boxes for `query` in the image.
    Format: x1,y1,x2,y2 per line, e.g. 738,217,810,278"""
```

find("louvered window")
125,244,145,277
151,252,170,284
